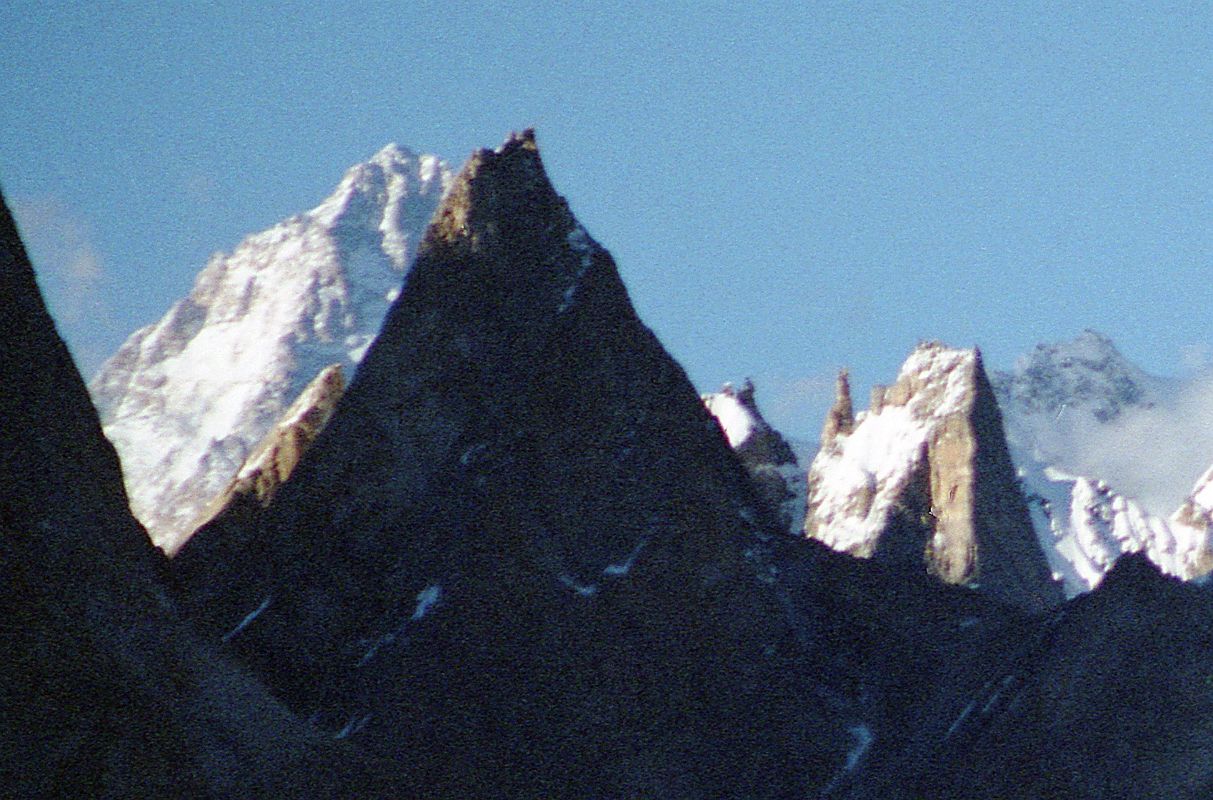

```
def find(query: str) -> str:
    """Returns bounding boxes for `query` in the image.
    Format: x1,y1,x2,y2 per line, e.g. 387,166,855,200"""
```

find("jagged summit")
991,330,1213,595
703,379,804,532
804,342,1062,610
821,369,855,443
993,328,1160,423
173,131,831,796
90,141,452,552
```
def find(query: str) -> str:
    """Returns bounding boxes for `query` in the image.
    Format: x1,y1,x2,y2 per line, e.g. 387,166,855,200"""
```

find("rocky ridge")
702,378,805,532
90,144,450,553
803,342,1062,610
171,131,845,797
191,363,346,533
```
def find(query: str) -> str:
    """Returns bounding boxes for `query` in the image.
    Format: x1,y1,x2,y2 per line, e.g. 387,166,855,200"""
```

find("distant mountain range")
7,131,1213,796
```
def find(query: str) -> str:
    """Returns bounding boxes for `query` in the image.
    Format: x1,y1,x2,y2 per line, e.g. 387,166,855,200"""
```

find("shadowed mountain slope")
0,190,406,798
174,131,850,797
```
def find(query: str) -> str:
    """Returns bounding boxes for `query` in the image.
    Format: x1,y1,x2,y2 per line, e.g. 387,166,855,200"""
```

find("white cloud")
1180,342,1213,374
1052,373,1213,516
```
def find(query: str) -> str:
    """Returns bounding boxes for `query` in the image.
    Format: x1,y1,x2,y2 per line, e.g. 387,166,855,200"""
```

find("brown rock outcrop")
184,363,346,547
804,342,1062,610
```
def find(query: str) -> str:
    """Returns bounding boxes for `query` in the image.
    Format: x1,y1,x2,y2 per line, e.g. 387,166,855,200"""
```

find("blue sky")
3,2,1212,439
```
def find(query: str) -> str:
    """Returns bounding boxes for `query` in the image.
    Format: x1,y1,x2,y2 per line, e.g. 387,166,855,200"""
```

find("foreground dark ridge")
0,190,406,798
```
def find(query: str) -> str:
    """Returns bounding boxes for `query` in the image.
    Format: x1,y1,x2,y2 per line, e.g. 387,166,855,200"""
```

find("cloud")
1050,373,1213,516
1180,342,1213,373
9,195,108,325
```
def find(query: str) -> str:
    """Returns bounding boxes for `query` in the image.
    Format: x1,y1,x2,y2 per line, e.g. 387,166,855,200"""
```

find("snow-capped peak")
703,380,759,448
804,342,1060,609
703,379,805,533
993,330,1213,595
806,343,982,556
91,143,452,551
994,328,1159,423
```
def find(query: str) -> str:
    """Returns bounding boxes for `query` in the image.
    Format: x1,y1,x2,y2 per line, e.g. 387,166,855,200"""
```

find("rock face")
173,131,844,797
91,145,450,552
993,330,1213,594
702,379,805,532
191,363,346,532
821,368,856,442
888,553,1213,800
0,190,403,799
805,342,1062,610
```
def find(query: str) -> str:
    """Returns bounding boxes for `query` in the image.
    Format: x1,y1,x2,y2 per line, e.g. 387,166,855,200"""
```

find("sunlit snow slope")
91,145,451,552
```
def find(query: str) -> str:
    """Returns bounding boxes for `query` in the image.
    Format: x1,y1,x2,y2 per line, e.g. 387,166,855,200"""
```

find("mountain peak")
368,141,414,165
172,130,824,795
91,142,451,549
994,329,1156,423
703,380,804,532
427,128,552,244
805,341,1062,609
821,369,855,444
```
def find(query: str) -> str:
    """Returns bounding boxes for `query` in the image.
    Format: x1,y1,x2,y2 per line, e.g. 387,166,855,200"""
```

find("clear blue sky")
3,2,1211,439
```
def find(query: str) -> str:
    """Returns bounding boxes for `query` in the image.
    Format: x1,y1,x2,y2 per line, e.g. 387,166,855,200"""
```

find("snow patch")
558,574,598,597
944,698,977,740
843,724,873,772
460,442,488,467
603,539,647,577
333,713,373,740
412,584,441,620
223,595,272,643
702,389,757,448
557,224,594,313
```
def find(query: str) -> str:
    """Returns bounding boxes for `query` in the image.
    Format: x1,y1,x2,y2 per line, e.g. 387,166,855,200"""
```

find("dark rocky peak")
905,547,1213,800
805,342,1062,611
173,131,842,797
0,191,148,568
408,128,609,324
0,191,402,798
1093,549,1176,598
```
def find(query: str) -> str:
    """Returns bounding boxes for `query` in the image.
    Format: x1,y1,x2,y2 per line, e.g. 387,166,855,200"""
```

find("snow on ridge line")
1035,465,1213,595
92,142,453,550
702,390,757,448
